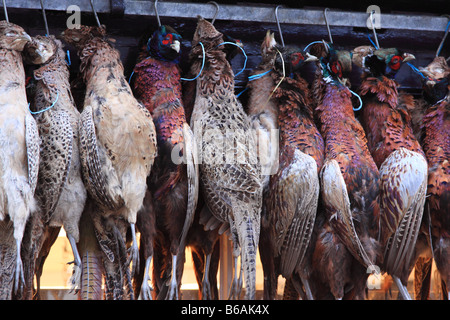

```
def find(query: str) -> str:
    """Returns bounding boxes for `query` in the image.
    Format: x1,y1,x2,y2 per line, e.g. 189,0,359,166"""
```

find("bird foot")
127,242,140,277
139,256,154,300
201,279,212,300
14,255,24,294
165,255,179,300
139,281,154,300
228,275,243,300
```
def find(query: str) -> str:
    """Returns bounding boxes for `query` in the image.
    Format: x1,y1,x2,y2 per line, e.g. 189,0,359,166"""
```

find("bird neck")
79,38,124,83
359,75,399,109
0,49,26,104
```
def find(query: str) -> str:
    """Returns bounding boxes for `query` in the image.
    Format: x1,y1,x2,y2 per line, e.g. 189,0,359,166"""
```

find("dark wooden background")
5,1,450,107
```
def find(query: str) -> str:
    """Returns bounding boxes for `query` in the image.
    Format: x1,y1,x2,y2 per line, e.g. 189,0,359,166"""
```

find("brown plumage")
353,46,428,299
248,32,323,300
183,33,244,301
61,25,157,299
310,43,380,300
0,21,38,299
189,17,263,300
20,35,87,299
413,56,450,300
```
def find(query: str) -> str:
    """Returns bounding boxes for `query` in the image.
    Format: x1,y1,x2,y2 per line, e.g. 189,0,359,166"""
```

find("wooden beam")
6,0,450,32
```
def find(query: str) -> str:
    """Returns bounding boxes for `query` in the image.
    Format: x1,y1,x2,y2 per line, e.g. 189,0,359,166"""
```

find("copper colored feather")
189,17,262,300
355,47,428,299
311,46,380,299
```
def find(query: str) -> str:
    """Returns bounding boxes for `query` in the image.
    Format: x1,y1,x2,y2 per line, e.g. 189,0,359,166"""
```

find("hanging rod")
7,0,450,32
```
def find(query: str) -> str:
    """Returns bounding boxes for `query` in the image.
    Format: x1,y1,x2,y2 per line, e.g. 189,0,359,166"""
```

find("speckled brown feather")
359,76,425,168
189,17,262,300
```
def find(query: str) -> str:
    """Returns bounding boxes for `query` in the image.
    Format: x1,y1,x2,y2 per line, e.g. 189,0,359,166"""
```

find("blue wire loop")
349,88,363,111
216,41,248,77
29,91,59,115
181,41,206,81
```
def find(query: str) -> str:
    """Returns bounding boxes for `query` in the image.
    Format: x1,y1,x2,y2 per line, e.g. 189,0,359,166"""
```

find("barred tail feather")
79,250,103,300
232,203,260,300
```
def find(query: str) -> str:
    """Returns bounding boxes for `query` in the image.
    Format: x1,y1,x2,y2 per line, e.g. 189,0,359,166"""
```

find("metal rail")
6,0,450,32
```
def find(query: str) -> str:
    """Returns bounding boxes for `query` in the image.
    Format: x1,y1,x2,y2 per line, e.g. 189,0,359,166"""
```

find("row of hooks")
2,0,449,62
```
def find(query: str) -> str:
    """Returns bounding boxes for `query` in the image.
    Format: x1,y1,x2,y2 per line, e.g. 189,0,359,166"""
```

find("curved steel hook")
154,0,161,27
208,1,219,25
436,15,450,56
90,0,101,27
40,0,49,36
369,10,380,49
323,8,333,44
2,0,9,23
275,5,285,47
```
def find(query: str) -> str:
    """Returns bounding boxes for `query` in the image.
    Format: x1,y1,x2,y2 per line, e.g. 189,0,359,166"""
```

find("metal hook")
275,5,285,47
2,0,8,23
436,15,450,57
154,0,161,27
323,8,333,44
369,10,380,49
208,1,219,25
40,0,49,36
90,0,101,28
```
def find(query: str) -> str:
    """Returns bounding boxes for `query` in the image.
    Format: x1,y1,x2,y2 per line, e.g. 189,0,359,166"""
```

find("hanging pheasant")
21,35,87,298
62,25,157,299
131,24,198,300
352,46,428,300
310,42,380,300
247,31,323,300
413,56,450,300
0,21,38,299
189,17,263,300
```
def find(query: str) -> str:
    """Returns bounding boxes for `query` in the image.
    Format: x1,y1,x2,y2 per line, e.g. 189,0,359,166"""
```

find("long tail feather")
79,250,103,300
231,202,260,300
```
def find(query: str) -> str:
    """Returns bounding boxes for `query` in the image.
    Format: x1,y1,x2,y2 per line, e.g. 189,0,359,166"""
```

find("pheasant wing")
79,105,124,211
379,148,428,275
268,149,319,277
35,110,73,220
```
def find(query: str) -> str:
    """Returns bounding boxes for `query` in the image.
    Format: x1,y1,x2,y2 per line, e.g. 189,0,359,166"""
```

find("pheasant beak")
402,53,415,62
20,32,32,43
170,40,181,53
305,52,318,62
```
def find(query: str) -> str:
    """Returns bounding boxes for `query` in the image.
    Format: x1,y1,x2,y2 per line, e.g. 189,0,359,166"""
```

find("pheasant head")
0,20,31,51
274,45,317,77
419,56,450,104
318,42,353,85
358,47,415,78
147,25,182,63
61,25,107,49
192,16,223,49
260,30,277,65
23,35,60,65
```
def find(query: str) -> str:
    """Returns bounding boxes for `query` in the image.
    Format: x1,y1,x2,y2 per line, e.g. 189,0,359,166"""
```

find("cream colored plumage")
0,21,38,298
189,17,262,300
62,26,157,298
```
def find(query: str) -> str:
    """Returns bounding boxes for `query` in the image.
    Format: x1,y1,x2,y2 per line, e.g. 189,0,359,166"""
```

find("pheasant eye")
331,61,342,78
162,33,173,45
291,53,304,66
389,55,402,70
